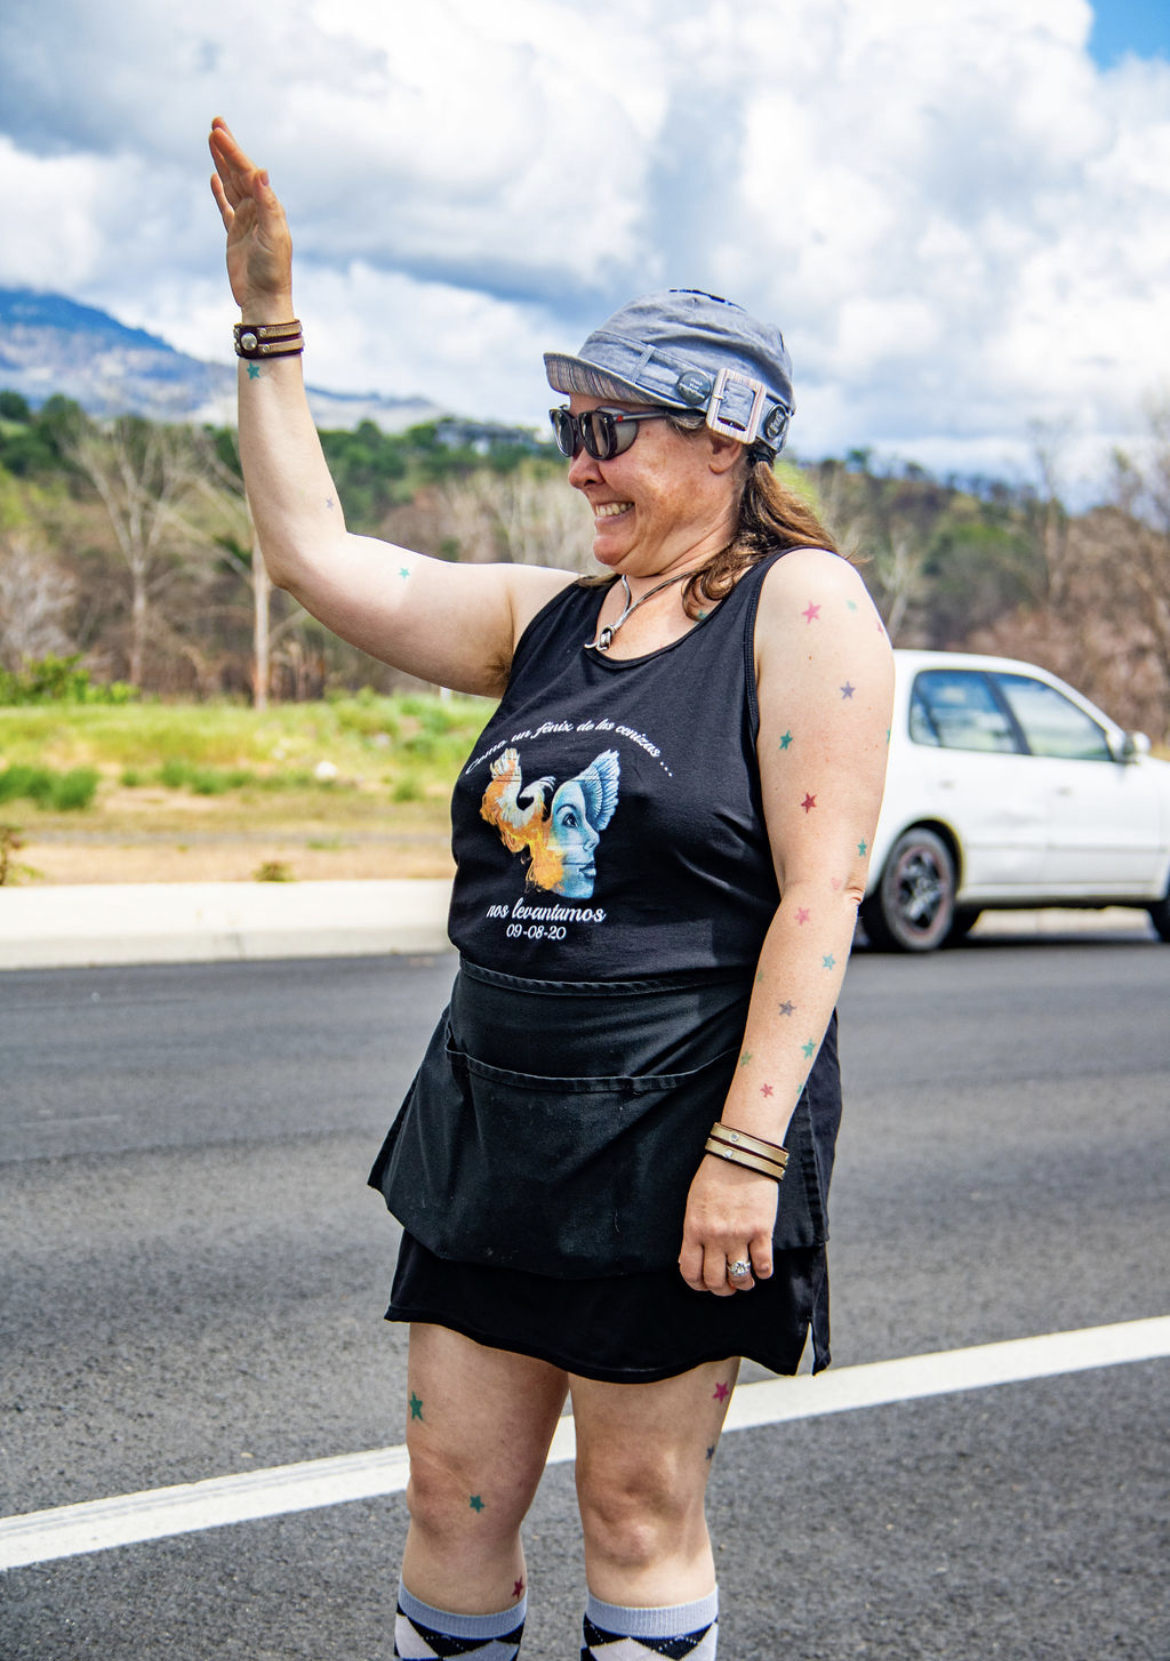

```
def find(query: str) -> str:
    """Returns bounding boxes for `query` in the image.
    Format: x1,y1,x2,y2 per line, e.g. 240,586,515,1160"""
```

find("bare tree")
67,417,214,685
0,529,76,669
437,466,595,571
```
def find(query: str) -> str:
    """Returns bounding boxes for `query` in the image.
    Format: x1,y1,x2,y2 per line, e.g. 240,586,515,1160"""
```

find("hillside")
0,288,444,432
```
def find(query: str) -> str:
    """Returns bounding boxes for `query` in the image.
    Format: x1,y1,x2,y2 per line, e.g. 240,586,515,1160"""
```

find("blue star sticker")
246,363,261,380
840,683,855,699
779,731,793,750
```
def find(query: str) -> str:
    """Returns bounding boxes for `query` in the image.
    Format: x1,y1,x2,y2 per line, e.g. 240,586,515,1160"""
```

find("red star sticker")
713,1381,730,1401
514,1578,525,1598
760,1083,774,1097
801,793,817,813
796,907,811,925
803,602,821,623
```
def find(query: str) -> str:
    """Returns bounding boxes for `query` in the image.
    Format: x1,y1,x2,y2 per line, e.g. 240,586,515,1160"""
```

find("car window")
909,670,1020,753
993,673,1113,761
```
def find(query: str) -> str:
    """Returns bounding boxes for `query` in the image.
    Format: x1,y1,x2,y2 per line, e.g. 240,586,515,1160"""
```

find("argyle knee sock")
580,1588,718,1659
394,1582,527,1659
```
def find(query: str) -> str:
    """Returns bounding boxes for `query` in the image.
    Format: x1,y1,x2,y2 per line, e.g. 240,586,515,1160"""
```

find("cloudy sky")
1,0,1168,486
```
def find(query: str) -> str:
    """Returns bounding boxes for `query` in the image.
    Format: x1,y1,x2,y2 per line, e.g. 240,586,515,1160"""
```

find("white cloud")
0,0,1168,480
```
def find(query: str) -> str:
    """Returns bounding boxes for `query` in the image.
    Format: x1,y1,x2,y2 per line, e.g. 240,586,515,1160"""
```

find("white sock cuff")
584,1587,719,1639
398,1581,528,1640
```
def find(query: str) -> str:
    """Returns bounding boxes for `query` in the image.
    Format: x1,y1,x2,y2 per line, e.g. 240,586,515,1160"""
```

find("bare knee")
406,1439,538,1550
577,1453,703,1574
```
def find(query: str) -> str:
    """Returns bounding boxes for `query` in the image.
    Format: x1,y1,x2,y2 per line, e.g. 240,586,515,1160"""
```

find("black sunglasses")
549,405,677,461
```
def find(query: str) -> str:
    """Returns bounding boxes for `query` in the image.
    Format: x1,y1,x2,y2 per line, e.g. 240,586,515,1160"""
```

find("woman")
210,118,893,1661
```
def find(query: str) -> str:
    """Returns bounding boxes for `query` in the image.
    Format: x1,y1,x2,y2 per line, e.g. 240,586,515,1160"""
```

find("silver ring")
729,1258,751,1280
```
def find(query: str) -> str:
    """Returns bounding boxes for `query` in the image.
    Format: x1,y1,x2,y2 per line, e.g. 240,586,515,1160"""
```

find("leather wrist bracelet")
234,320,304,360
703,1138,788,1182
707,1121,789,1170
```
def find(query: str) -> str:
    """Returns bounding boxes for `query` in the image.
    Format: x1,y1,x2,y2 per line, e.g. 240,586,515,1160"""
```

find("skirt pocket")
368,1013,825,1277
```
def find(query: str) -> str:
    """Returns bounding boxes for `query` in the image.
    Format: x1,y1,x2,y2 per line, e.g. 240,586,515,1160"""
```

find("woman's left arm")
679,547,894,1295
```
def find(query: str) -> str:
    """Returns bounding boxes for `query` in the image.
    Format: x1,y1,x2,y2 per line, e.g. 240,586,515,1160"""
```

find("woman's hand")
678,1155,778,1296
208,118,295,317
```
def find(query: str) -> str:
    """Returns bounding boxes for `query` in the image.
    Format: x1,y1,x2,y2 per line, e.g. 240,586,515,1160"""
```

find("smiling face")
565,395,745,581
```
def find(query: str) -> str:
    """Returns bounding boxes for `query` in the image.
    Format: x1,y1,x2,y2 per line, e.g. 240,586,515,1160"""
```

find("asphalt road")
2,933,1168,1660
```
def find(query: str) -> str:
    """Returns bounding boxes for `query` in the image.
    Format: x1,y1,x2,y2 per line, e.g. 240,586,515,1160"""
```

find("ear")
705,428,748,476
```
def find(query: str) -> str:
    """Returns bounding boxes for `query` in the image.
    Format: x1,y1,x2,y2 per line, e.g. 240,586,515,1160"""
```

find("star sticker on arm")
822,954,836,970
246,363,261,380
802,602,821,623
514,1578,525,1598
795,908,810,925
469,1494,486,1512
713,1382,730,1402
802,1039,816,1058
760,1082,774,1097
779,731,793,750
778,1000,795,1015
738,1051,753,1067
801,793,817,813
409,1392,424,1420
840,683,855,699
858,838,868,855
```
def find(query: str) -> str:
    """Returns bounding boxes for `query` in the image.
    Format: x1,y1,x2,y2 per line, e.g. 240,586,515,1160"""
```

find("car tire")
862,828,957,953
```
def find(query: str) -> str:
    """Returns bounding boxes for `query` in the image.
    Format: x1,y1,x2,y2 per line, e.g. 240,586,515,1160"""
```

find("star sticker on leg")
822,954,836,970
706,1446,716,1461
513,1578,525,1598
713,1382,730,1402
409,1392,423,1420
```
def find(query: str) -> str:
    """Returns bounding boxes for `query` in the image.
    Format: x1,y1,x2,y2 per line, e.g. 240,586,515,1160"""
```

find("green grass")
0,694,491,832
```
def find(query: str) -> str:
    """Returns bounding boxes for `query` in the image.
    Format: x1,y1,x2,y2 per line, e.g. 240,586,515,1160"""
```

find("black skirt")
375,960,840,1383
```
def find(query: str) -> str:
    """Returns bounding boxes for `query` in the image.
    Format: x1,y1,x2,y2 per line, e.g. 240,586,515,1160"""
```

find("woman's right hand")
208,118,295,317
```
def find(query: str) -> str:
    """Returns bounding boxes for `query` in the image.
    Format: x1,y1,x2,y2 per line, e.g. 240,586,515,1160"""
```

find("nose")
567,443,602,489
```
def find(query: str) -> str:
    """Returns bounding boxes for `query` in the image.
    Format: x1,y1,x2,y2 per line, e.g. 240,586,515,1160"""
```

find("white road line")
3,1316,1167,1572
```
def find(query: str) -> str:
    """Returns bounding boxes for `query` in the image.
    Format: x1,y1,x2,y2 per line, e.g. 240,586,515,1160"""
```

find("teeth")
595,502,632,518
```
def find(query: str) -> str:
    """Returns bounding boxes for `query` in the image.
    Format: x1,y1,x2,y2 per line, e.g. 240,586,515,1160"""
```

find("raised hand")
208,118,294,317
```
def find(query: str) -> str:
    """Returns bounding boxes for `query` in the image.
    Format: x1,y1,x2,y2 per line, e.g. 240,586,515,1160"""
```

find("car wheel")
863,828,957,952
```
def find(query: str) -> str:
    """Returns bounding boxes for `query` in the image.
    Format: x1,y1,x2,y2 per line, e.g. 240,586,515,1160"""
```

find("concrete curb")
0,880,454,970
0,882,1157,972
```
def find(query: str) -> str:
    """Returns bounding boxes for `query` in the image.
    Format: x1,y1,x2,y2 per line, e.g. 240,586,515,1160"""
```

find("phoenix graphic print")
480,747,620,898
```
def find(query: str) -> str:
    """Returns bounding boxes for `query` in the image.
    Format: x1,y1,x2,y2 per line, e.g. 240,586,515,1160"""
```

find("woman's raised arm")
208,119,572,696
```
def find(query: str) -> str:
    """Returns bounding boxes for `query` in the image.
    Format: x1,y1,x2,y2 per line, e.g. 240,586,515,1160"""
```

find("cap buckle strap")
706,367,767,444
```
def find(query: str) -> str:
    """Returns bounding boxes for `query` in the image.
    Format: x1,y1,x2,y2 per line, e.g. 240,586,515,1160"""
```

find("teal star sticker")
698,610,709,620
846,599,858,611
801,1039,816,1058
822,954,836,970
246,363,261,380
409,1393,423,1420
779,731,793,750
738,1051,753,1067
399,566,410,579
469,1495,485,1512
858,839,868,855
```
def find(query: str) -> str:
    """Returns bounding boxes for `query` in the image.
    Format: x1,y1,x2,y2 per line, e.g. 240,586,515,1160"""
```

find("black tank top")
448,553,786,981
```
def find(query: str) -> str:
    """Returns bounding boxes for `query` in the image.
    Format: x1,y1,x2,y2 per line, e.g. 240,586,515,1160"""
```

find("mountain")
0,288,445,432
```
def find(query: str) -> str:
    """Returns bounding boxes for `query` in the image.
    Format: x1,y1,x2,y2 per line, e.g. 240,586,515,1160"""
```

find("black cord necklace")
584,570,695,653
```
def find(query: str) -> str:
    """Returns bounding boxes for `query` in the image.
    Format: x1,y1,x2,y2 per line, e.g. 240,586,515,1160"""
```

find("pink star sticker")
514,1578,525,1599
760,1082,774,1097
803,602,821,623
796,907,811,925
801,793,817,813
713,1381,730,1402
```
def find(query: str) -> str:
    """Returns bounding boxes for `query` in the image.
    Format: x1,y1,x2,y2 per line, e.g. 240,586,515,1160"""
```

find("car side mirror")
1119,731,1151,763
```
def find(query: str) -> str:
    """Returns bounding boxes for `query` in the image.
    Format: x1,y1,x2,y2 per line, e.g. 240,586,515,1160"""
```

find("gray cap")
544,288,795,455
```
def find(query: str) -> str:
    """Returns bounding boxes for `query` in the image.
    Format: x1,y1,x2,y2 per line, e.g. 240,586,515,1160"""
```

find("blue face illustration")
546,779,602,897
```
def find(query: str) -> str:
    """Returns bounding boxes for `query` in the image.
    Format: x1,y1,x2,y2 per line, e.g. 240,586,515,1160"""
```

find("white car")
862,650,1170,951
